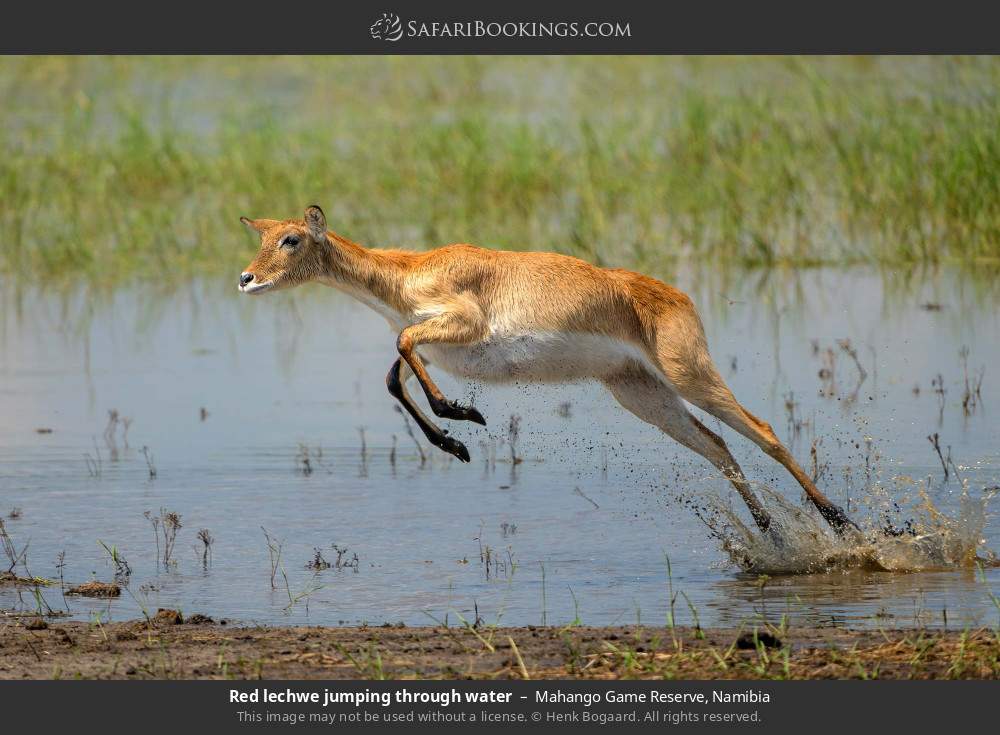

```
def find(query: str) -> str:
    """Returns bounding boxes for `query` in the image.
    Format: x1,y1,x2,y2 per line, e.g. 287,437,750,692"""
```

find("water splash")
697,479,998,575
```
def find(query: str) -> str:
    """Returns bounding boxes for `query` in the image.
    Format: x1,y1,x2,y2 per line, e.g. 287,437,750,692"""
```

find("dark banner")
6,680,997,732
1,0,999,53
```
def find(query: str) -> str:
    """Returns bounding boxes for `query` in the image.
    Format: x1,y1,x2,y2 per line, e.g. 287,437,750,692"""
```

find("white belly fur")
422,332,655,383
346,292,655,384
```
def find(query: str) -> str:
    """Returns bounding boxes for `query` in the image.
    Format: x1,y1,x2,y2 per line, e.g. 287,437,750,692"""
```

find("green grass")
1,56,999,287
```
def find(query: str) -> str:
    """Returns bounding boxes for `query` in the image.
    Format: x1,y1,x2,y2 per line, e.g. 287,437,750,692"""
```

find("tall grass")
1,56,998,287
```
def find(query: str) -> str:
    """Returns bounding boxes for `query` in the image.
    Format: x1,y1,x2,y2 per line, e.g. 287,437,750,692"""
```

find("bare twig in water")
478,544,515,580
394,405,426,466
260,527,310,609
837,339,868,382
927,433,949,481
817,347,837,398
306,544,359,572
357,427,368,461
84,438,103,478
931,373,947,424
103,409,119,450
862,437,879,494
508,415,523,465
959,346,985,417
332,544,359,571
946,449,962,486
296,443,314,476
143,511,161,564
55,551,69,611
837,339,867,404
141,446,157,478
102,409,131,459
539,561,547,626
261,527,284,590
357,427,368,477
784,391,803,439
573,486,600,509
809,437,829,483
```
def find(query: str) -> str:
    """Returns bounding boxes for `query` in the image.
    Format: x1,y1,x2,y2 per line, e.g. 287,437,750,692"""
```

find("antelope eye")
283,235,300,248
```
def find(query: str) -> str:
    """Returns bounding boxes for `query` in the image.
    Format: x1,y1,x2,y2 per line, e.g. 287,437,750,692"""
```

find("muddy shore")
1,613,997,679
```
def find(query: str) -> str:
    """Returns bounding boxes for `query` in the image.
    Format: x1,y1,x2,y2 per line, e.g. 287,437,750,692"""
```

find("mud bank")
1,616,997,680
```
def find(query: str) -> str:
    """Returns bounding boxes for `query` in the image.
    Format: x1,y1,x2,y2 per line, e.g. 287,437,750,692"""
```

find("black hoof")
819,503,861,536
432,433,471,463
433,398,487,426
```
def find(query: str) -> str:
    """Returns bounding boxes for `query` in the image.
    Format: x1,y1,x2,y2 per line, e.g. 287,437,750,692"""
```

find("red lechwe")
239,205,859,537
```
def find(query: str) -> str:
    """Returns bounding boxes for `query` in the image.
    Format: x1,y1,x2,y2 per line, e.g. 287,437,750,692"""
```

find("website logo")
370,13,403,42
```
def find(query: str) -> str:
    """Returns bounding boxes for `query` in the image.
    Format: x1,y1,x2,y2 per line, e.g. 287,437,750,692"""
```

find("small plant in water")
158,508,182,567
197,529,214,567
0,518,28,574
332,544,360,571
306,548,331,571
97,540,132,583
55,550,69,611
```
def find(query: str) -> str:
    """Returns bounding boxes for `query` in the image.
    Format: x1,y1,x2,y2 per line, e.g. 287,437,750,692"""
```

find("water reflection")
709,568,990,629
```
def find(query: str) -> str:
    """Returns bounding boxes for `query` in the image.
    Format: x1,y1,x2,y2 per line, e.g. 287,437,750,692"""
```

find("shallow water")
1,267,998,629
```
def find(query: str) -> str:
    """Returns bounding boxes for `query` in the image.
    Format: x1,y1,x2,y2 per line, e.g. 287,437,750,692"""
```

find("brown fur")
240,206,858,536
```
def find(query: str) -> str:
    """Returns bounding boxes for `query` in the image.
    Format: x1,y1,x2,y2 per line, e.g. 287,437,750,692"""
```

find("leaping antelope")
239,205,858,537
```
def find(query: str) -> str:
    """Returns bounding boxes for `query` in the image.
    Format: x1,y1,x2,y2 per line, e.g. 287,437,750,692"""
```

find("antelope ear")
304,205,327,240
240,217,275,234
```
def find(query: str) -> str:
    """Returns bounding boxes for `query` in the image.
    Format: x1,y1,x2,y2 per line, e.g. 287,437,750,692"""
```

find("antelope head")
238,205,330,294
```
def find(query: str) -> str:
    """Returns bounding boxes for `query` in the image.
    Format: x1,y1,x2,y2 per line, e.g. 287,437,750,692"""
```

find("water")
1,266,998,630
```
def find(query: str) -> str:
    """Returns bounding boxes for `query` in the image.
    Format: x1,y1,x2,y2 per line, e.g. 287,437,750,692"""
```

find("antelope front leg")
396,311,488,428
386,358,471,462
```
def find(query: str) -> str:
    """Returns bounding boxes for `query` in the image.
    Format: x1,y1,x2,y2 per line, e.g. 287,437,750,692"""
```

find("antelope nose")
240,272,254,288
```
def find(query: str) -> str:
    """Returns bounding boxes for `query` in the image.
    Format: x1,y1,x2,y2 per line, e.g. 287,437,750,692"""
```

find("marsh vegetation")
2,56,1000,288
